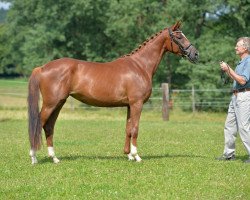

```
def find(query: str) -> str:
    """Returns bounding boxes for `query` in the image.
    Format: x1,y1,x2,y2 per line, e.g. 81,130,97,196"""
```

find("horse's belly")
70,93,129,107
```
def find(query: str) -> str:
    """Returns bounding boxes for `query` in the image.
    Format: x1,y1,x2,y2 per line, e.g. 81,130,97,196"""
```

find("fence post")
192,85,195,113
162,83,169,121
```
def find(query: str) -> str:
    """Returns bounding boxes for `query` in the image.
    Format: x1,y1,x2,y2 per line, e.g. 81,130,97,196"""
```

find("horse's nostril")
195,52,199,58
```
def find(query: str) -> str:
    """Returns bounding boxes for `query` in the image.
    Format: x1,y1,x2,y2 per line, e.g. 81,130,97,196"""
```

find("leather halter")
168,28,193,57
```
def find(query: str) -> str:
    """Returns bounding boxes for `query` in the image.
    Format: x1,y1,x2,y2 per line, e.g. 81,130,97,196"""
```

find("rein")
168,28,192,57
220,62,231,85
220,70,229,84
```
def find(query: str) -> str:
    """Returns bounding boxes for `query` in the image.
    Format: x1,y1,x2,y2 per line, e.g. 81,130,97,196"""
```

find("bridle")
168,28,193,58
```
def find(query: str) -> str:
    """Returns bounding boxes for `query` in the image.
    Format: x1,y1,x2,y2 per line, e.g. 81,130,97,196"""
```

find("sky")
0,2,11,9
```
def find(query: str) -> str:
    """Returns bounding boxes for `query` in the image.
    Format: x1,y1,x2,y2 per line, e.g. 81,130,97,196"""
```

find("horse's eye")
175,33,182,39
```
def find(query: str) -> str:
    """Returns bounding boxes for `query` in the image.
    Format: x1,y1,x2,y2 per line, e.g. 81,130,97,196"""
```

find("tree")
0,8,7,23
0,0,249,109
1,0,111,75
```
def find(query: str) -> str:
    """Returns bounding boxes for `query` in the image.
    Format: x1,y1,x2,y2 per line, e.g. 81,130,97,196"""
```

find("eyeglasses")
235,44,245,48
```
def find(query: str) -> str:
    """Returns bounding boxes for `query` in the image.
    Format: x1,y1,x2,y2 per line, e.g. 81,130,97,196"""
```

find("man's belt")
233,88,250,95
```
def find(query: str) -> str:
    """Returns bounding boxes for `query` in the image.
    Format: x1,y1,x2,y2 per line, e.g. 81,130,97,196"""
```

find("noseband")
168,28,193,57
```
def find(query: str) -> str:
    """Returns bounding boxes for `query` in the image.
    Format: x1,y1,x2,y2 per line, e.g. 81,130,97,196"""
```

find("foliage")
0,8,7,23
0,109,250,199
0,0,249,110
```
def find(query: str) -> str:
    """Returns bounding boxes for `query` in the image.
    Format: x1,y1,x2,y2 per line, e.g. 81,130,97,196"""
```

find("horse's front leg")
126,101,143,162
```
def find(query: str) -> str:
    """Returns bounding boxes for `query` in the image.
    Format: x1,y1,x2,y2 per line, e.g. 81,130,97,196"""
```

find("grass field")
0,79,250,199
0,108,250,200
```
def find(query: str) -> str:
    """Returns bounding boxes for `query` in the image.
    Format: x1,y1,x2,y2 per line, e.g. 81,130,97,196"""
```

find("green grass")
0,79,249,199
0,109,250,200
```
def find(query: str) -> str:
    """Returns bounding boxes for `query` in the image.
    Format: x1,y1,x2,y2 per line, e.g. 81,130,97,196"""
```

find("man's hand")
220,61,230,72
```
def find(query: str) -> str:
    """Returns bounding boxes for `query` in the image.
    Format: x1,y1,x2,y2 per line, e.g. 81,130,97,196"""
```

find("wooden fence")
0,80,232,120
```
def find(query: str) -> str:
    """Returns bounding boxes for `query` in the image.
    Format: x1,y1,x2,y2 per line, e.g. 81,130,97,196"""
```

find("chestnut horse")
28,21,198,164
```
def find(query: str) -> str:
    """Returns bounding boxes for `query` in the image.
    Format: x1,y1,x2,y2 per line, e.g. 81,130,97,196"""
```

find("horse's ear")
172,21,182,31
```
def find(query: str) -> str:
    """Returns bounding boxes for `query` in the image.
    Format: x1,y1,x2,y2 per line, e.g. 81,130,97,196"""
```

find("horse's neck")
129,30,167,79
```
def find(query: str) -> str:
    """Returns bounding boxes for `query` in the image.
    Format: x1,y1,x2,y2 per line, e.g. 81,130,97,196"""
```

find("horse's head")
166,21,199,63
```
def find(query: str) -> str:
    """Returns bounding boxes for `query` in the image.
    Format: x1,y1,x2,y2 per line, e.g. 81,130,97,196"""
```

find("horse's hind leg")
29,104,56,165
43,100,66,163
30,149,38,165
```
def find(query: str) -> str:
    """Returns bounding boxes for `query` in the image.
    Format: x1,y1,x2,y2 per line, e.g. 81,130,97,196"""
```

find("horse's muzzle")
185,46,199,63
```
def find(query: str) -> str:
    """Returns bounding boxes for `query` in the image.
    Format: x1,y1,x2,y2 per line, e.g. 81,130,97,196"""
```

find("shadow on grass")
39,155,125,164
39,153,206,164
0,118,11,122
214,155,249,163
235,155,249,162
143,154,206,160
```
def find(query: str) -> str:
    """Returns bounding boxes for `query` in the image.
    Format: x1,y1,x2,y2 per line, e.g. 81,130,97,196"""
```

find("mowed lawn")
0,108,250,200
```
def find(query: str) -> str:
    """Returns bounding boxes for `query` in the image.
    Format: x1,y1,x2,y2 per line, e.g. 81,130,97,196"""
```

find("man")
218,37,250,163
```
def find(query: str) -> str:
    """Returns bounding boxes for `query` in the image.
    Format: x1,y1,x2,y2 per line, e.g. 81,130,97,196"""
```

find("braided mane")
121,28,168,58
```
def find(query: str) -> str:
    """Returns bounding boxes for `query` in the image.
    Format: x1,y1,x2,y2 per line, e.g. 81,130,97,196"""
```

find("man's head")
235,37,250,56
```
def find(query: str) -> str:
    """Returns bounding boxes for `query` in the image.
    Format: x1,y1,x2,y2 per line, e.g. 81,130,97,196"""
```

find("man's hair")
237,37,250,53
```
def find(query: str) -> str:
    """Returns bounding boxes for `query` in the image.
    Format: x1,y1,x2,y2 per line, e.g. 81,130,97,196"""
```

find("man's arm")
220,61,246,86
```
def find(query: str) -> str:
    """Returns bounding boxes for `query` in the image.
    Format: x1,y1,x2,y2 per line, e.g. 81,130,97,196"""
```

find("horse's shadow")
39,153,206,164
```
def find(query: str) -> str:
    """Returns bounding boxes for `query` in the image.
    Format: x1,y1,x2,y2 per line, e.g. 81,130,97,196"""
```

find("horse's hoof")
31,157,38,165
128,153,135,161
53,157,60,164
135,155,142,162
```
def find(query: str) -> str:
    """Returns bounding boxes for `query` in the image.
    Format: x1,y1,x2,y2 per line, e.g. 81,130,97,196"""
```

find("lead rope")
220,62,231,85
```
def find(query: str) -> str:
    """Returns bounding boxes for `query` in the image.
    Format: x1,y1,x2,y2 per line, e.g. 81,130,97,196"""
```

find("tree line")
0,0,249,110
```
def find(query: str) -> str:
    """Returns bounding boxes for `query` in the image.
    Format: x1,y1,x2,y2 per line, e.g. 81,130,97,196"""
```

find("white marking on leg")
134,154,142,162
130,143,142,162
128,153,135,161
131,144,137,156
48,147,60,164
48,147,55,157
30,149,38,165
53,157,60,164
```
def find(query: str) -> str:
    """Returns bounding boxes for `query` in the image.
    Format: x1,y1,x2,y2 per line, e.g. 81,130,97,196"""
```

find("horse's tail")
28,67,42,150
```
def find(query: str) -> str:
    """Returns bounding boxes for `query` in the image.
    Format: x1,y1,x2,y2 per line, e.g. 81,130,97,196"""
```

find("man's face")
235,40,247,55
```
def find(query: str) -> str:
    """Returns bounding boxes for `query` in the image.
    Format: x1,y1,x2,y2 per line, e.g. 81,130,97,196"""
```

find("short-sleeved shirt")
233,55,250,90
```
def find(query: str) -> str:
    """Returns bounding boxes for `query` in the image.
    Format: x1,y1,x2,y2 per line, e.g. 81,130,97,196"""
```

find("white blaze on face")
181,32,188,40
